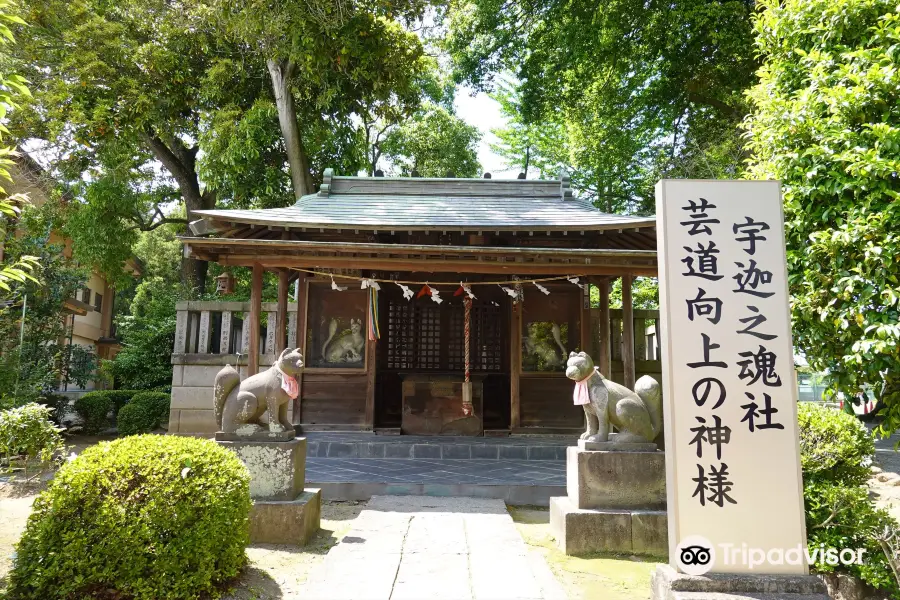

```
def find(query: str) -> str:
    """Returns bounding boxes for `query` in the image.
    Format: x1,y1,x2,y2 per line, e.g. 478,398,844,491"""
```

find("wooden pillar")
510,302,522,430
292,275,308,427
365,336,376,431
598,279,611,376
579,282,592,353
248,263,263,376
622,273,636,389
275,270,289,353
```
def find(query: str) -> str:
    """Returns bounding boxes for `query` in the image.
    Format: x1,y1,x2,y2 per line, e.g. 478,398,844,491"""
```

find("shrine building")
171,169,660,437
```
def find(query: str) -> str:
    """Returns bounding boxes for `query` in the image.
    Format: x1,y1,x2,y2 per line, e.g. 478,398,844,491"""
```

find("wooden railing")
173,301,298,358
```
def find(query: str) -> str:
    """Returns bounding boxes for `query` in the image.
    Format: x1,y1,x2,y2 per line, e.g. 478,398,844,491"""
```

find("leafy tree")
0,204,95,404
443,0,757,211
12,0,237,288
744,0,900,433
489,77,568,179
0,0,38,296
382,103,482,177
205,0,434,198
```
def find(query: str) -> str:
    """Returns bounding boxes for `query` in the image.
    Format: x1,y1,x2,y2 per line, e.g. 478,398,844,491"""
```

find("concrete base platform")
250,488,321,545
651,565,830,600
549,496,667,556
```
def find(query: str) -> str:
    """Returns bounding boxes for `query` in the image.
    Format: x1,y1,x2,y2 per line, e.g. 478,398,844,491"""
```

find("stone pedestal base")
550,496,666,556
650,564,829,600
217,437,306,501
250,488,321,545
567,446,665,510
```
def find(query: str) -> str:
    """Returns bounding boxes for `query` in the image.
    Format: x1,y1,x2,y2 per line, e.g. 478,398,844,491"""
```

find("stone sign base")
650,564,830,600
550,497,666,555
250,488,321,545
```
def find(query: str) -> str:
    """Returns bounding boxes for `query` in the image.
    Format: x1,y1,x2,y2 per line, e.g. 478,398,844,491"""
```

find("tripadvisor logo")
675,535,868,575
675,535,716,575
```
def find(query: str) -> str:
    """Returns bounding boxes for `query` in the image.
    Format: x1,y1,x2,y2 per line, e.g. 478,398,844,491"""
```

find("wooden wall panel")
300,373,367,425
519,376,584,428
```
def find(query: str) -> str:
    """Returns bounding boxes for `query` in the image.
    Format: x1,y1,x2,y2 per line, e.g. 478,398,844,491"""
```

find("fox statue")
214,347,304,438
565,351,663,444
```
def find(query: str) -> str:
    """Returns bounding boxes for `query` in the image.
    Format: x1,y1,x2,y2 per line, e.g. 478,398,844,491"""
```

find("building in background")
2,153,137,394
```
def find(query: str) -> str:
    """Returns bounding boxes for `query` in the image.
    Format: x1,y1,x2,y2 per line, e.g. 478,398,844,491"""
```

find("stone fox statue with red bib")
214,347,304,438
565,351,663,444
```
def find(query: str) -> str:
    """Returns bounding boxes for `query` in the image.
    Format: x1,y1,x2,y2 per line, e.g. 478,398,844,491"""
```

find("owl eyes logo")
676,535,716,575
680,545,711,566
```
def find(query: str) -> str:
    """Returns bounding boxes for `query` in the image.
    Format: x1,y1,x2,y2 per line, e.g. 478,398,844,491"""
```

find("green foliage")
797,404,898,594
0,403,64,471
8,435,251,599
117,392,170,436
489,77,569,178
382,103,482,177
0,205,96,404
105,277,178,390
744,0,900,434
589,277,659,310
443,0,757,210
73,392,112,434
798,402,874,488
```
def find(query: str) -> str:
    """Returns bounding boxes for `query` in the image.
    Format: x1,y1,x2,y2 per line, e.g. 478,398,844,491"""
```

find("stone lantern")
215,271,235,295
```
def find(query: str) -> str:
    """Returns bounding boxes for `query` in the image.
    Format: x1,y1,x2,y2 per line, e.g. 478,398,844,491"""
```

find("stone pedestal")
217,437,307,501
217,436,321,545
250,488,321,545
550,445,667,556
650,564,830,600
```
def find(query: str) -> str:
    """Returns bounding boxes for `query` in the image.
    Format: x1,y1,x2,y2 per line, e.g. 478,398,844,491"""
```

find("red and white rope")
464,297,472,383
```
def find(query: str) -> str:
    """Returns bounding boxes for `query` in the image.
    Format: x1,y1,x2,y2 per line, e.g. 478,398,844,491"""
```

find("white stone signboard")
656,180,807,575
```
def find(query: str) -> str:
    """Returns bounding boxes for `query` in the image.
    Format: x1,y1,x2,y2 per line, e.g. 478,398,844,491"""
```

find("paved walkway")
301,496,566,600
306,458,565,485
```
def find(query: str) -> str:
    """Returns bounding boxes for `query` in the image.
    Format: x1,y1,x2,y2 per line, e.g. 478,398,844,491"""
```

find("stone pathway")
300,496,567,600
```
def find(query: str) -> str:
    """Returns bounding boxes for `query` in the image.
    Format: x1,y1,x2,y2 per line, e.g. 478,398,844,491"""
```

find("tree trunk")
142,132,215,293
267,59,315,200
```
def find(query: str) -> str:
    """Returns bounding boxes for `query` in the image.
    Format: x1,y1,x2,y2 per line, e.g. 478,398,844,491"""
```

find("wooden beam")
275,270,289,354
598,279,611,376
292,275,308,427
248,263,263,376
621,273,636,390
510,301,522,429
216,255,658,277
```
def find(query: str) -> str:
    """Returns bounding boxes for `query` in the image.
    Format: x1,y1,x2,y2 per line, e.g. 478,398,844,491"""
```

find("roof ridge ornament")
318,168,333,198
559,168,573,201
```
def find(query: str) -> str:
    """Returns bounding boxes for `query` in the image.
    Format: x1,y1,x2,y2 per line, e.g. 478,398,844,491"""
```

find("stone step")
305,437,573,460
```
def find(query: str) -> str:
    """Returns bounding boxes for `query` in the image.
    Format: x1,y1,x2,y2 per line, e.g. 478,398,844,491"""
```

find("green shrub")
8,435,251,599
36,393,69,424
117,392,170,436
798,402,874,487
798,404,898,595
72,392,112,434
0,403,64,473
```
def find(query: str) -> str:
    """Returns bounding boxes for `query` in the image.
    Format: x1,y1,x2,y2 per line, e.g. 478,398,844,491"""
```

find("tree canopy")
744,0,900,431
442,0,757,212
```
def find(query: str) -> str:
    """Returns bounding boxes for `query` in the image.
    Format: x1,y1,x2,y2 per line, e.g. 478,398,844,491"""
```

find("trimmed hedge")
72,390,143,434
8,435,251,599
798,404,898,595
117,392,171,436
